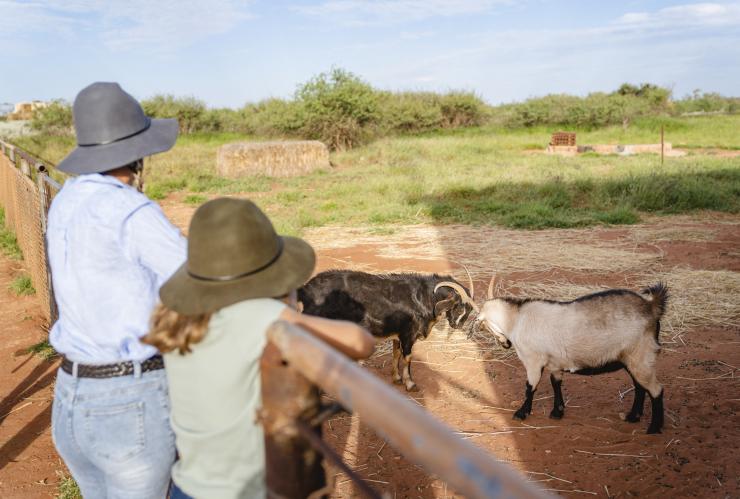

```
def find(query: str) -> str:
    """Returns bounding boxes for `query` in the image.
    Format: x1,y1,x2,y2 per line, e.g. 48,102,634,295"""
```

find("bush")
295,68,380,150
376,91,487,135
10,275,35,295
30,100,73,136
0,208,22,260
244,98,305,136
674,90,740,114
501,83,674,129
438,92,486,128
141,95,207,134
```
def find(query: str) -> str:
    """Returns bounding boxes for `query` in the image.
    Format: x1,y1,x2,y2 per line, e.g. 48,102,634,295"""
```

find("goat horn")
461,264,474,300
434,281,480,313
487,275,497,300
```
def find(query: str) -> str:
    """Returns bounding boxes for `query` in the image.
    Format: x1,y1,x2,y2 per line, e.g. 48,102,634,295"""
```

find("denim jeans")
170,482,195,499
51,366,176,498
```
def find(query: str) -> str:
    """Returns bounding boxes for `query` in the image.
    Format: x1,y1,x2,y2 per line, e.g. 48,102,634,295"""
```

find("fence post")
260,342,326,498
36,163,58,323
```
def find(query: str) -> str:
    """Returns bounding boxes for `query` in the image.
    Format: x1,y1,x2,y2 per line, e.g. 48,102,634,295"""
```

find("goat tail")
642,282,668,320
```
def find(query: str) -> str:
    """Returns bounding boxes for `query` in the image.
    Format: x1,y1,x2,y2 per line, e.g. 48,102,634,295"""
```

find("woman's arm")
278,307,375,360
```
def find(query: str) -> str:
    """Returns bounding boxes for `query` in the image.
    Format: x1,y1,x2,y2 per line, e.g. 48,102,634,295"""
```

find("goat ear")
434,297,456,317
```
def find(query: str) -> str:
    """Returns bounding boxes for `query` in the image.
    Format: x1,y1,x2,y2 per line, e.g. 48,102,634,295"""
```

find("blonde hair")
143,303,212,355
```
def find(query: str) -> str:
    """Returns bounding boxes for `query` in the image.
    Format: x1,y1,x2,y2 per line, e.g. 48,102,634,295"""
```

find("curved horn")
461,264,474,300
487,275,497,300
434,281,480,313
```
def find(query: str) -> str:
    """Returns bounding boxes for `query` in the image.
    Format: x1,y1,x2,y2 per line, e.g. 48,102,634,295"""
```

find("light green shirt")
164,298,286,499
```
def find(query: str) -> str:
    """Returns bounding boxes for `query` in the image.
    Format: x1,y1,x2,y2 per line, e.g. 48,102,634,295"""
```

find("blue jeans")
170,482,195,499
51,366,176,498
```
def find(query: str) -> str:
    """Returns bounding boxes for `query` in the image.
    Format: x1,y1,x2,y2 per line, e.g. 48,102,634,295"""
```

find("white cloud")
0,0,254,52
379,2,740,101
616,2,740,29
294,0,510,26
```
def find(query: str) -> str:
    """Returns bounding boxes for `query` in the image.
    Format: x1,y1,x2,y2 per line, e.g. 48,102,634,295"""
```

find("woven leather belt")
61,355,164,379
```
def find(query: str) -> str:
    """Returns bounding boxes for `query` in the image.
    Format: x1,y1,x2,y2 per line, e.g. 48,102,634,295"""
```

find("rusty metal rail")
262,320,552,499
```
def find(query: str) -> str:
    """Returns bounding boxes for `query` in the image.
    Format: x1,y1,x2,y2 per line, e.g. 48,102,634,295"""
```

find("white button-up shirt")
47,173,186,363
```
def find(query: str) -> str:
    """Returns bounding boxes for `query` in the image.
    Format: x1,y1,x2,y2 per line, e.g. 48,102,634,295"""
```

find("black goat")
298,269,477,391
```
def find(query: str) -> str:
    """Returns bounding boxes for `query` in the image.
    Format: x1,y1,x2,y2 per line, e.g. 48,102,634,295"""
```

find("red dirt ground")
0,214,737,498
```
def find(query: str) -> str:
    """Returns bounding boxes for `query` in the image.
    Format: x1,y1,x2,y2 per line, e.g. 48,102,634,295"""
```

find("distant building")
7,100,48,121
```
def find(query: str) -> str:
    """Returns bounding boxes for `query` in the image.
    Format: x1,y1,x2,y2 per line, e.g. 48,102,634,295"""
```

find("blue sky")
1,1,739,107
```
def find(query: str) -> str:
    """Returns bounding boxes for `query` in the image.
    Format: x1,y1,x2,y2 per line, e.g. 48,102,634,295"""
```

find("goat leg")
514,365,543,420
625,377,647,423
402,354,418,392
514,382,535,420
391,339,402,385
549,372,565,419
646,388,664,434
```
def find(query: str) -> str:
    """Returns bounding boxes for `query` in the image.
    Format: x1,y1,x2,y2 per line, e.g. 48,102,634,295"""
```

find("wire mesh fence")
0,139,61,324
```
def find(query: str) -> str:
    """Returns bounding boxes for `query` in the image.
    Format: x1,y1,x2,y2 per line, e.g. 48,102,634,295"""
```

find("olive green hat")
160,197,316,315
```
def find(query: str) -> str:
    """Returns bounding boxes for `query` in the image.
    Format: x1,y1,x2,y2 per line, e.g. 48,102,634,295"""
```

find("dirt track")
0,212,738,498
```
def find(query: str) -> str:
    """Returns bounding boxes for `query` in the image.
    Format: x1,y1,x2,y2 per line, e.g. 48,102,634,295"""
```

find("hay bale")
216,140,330,179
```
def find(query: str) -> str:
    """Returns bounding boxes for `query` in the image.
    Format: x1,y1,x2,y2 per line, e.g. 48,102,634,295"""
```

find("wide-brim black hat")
160,198,316,315
57,82,178,174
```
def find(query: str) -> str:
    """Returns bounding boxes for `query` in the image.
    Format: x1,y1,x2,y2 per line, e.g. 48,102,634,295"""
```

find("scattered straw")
525,471,573,484
574,449,652,459
644,268,740,335
305,224,660,275
627,226,719,244
543,489,597,496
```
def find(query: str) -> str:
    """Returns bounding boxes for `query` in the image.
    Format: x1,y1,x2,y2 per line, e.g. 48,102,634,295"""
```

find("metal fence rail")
261,320,552,499
0,139,61,323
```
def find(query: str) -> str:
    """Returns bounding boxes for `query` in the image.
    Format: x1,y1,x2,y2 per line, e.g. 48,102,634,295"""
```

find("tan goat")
472,280,668,434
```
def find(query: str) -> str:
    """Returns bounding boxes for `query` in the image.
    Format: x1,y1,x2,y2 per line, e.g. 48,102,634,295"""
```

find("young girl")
144,197,374,499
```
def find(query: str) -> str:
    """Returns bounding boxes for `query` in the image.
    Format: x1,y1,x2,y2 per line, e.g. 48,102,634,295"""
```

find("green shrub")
10,275,35,295
56,472,81,499
378,92,444,134
184,194,207,205
30,100,73,136
244,98,305,136
141,95,207,134
674,91,740,114
295,67,380,150
27,340,57,361
438,92,486,128
503,84,673,129
0,208,22,260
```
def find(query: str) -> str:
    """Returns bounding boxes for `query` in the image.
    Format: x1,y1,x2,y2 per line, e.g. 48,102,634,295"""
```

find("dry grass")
216,140,330,178
647,268,740,336
306,224,661,277
627,226,719,244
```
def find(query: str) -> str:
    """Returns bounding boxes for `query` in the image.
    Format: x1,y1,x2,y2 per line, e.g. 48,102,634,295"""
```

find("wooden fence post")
260,342,326,498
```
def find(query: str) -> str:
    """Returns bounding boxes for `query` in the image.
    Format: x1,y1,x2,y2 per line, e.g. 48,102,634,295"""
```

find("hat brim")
57,118,178,174
160,236,316,315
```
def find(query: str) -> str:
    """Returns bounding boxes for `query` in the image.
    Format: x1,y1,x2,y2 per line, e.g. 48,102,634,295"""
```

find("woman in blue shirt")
48,82,185,498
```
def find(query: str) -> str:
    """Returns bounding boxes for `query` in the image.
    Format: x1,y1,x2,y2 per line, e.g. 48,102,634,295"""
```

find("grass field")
11,115,740,234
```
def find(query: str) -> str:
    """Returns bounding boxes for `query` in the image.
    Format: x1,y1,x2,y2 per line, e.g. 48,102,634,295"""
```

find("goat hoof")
513,409,528,420
549,409,563,420
392,378,403,385
625,412,641,423
646,426,662,434
405,384,419,392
